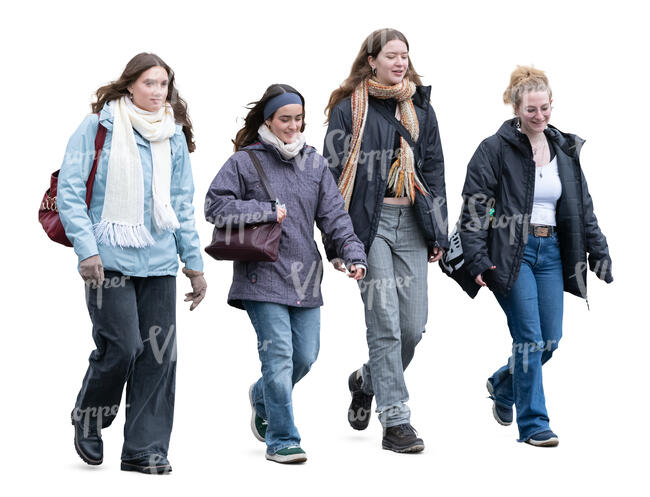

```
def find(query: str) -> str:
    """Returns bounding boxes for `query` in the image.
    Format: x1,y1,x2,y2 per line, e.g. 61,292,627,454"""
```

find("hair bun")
503,65,551,108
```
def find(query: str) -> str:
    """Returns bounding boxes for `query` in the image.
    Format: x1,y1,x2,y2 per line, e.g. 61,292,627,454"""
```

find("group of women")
56,28,613,474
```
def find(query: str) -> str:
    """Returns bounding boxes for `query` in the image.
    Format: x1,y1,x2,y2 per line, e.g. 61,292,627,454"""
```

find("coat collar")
495,118,585,159
98,101,184,143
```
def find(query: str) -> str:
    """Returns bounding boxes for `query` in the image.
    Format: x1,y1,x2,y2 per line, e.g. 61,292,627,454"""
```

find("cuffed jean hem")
377,402,410,428
266,444,300,455
121,449,168,460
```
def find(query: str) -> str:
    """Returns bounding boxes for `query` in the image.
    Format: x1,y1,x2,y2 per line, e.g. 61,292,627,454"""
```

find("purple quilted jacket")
205,139,366,309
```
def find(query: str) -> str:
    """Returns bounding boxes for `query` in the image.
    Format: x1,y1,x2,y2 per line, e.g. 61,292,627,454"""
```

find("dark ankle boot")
71,409,103,465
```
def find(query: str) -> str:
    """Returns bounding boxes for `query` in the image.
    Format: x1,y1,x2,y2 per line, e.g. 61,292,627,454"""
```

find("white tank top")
531,156,562,226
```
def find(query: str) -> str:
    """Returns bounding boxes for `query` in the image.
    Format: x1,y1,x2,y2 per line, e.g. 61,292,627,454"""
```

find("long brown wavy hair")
91,53,195,152
325,28,423,122
233,84,305,152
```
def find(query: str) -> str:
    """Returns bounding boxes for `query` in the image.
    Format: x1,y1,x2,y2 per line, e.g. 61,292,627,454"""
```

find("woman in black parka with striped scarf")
323,28,448,453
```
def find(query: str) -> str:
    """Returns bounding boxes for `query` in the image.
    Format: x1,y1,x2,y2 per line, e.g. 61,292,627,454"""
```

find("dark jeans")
73,270,177,460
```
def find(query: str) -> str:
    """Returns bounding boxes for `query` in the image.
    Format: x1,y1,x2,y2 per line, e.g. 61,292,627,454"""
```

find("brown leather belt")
531,224,557,237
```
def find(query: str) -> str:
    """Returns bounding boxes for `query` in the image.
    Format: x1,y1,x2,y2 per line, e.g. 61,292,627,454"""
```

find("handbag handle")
246,150,276,201
84,118,107,207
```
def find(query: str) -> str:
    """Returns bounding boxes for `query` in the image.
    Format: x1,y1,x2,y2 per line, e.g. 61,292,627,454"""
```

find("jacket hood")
496,117,584,159
413,85,432,109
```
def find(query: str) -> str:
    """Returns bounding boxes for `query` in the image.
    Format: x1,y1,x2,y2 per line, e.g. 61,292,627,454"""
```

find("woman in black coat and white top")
459,66,613,446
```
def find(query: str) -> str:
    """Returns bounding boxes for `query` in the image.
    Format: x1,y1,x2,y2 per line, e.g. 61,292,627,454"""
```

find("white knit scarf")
257,124,306,159
94,96,180,248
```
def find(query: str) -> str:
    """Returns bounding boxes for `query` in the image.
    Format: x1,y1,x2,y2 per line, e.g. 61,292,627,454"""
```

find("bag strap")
246,149,276,200
84,115,106,207
369,98,423,163
369,98,431,194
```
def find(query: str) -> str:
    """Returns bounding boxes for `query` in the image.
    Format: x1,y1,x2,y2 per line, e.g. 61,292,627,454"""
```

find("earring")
129,93,134,100
371,67,377,77
515,117,521,130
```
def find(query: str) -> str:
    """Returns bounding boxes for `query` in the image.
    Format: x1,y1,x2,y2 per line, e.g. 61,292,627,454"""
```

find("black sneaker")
71,410,103,465
382,423,425,453
348,369,373,430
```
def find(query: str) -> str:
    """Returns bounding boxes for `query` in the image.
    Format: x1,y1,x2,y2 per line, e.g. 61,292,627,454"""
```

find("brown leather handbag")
39,117,106,247
205,150,282,262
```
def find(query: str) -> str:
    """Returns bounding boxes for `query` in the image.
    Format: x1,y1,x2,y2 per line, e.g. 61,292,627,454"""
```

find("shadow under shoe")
71,410,103,465
121,454,172,475
348,370,373,430
382,423,425,453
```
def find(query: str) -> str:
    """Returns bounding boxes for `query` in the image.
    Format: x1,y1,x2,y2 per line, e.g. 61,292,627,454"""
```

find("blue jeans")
242,301,320,454
489,233,563,441
358,205,428,428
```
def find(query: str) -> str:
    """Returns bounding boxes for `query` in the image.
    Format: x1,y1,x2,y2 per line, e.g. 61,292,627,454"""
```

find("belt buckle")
533,225,550,237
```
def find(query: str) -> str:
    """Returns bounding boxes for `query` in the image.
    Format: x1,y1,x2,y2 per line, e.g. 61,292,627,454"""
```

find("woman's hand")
475,266,496,286
428,247,444,263
79,254,104,287
348,264,365,280
331,259,365,279
331,258,346,272
182,268,207,311
276,207,287,223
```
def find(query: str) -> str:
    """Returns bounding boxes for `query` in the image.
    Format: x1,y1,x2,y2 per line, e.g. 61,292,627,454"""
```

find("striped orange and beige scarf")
337,77,428,210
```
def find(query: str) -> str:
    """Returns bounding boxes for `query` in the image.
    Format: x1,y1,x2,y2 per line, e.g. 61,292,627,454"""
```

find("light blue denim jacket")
58,104,203,276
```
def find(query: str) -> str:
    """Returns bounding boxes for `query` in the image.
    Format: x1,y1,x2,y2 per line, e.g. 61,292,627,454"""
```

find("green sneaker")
249,383,267,442
265,446,307,464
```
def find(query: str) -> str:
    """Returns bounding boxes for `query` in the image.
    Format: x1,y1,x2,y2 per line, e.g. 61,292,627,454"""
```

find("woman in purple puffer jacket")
205,84,366,464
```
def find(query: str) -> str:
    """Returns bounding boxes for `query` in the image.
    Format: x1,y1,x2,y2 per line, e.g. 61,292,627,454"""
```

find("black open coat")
323,85,448,258
459,118,613,299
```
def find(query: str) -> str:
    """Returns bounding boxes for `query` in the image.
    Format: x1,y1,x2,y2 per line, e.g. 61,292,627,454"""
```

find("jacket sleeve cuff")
467,257,494,279
261,201,277,223
182,253,204,272
588,254,613,283
75,237,99,266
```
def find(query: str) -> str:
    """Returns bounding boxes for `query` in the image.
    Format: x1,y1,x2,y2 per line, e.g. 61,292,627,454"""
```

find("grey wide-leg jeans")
357,204,428,428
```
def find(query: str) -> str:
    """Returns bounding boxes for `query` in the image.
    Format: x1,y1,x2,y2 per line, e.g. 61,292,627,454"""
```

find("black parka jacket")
323,85,448,258
459,118,613,299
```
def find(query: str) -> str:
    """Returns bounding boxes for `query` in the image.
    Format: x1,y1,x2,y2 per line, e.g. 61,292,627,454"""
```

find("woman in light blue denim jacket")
58,52,205,475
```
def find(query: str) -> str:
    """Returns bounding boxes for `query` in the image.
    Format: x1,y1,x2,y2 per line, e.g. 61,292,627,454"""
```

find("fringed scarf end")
93,219,155,248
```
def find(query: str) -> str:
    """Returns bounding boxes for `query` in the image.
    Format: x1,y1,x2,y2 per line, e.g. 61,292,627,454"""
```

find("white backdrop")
2,0,647,495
